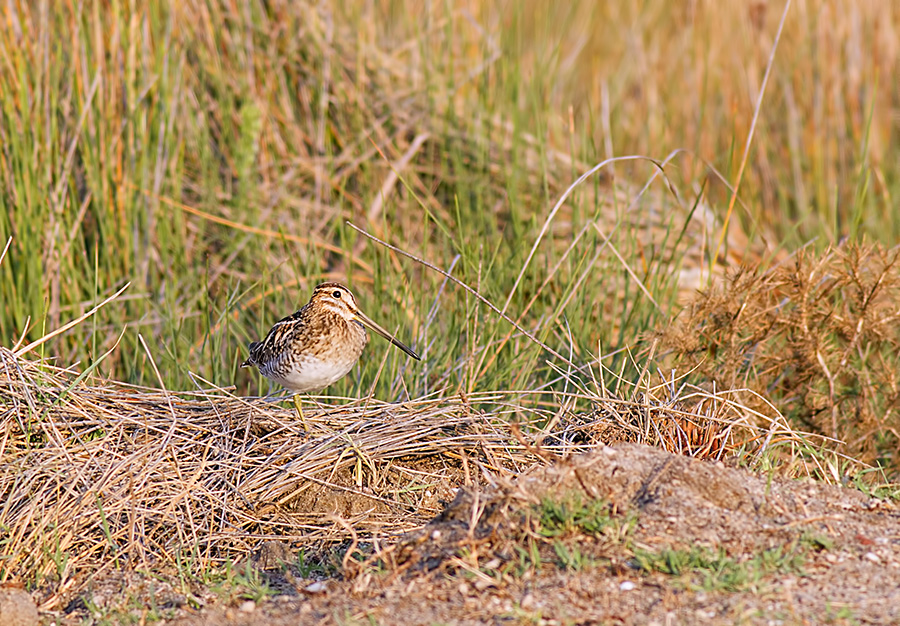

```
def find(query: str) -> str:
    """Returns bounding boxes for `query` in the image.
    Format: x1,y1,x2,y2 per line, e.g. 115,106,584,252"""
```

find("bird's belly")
265,355,356,393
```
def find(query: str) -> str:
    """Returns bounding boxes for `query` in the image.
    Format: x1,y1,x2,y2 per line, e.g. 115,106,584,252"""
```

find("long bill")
354,311,421,360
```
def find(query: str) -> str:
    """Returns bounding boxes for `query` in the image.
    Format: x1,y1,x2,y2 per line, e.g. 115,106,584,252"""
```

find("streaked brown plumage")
241,282,419,426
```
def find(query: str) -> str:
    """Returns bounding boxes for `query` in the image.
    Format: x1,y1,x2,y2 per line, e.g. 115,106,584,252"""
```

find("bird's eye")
333,290,342,299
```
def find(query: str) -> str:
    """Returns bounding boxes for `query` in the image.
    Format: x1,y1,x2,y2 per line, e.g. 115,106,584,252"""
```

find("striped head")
309,282,420,361
309,282,362,321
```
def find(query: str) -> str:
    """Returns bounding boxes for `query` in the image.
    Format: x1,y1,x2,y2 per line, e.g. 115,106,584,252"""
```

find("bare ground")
49,443,900,626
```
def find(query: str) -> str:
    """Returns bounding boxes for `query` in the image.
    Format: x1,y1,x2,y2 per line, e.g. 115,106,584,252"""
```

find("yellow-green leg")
292,394,309,432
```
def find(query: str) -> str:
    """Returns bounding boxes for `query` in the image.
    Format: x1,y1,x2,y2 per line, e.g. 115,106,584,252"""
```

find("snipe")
241,282,419,428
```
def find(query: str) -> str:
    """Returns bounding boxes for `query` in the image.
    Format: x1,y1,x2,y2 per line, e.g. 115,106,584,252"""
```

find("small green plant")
333,610,382,626
513,539,543,576
552,540,592,571
847,466,900,501
800,532,834,552
295,549,331,578
231,564,277,603
518,492,636,573
41,527,70,583
173,545,211,594
631,543,806,593
535,493,633,540
211,561,277,604
823,602,859,624
504,602,545,625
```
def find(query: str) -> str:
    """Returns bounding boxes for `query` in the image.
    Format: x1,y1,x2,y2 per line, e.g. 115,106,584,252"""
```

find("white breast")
268,354,357,393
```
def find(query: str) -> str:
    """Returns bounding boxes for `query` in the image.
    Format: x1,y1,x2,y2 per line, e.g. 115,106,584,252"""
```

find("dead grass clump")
0,348,510,603
660,241,900,477
544,347,815,468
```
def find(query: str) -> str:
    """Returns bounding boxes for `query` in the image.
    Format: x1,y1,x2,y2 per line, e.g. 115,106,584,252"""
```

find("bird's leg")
292,394,309,432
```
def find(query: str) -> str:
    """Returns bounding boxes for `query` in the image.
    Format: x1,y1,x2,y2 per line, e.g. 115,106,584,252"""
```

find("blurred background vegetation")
1,1,898,465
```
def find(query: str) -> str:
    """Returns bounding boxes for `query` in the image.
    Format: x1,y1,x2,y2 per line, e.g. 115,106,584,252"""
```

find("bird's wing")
246,308,306,365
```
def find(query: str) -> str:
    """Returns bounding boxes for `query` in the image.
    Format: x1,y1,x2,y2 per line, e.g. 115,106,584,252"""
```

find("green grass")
536,493,635,540
552,541,593,571
75,591,175,626
631,543,807,593
2,0,895,389
213,561,279,604
509,493,637,574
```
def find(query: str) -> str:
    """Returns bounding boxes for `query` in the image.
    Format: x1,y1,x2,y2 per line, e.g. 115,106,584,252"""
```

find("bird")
241,281,420,429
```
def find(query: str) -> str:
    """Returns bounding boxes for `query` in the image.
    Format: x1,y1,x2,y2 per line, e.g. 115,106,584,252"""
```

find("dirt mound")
427,443,885,552
170,444,899,626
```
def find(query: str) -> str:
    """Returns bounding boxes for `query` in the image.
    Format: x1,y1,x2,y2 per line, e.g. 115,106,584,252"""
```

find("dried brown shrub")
660,241,900,476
